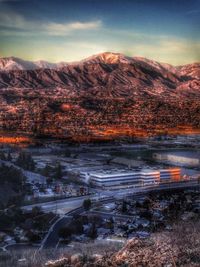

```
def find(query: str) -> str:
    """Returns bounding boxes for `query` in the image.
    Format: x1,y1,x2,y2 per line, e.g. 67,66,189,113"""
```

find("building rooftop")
89,167,181,179
140,169,160,174
90,169,141,179
158,151,200,160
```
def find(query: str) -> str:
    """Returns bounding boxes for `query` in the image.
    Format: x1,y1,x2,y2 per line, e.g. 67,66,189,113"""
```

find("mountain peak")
81,52,132,64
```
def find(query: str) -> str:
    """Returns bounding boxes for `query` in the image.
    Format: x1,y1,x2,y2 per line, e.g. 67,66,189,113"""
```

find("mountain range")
0,56,69,71
0,52,199,141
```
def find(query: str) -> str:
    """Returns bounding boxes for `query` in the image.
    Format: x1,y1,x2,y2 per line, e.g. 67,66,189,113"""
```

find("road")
22,195,92,214
22,180,199,214
40,198,114,249
87,210,135,221
40,207,84,249
40,180,199,249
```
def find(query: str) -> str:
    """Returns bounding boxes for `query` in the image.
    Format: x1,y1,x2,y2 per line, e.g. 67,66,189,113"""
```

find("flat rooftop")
156,151,200,160
90,167,181,179
90,170,141,179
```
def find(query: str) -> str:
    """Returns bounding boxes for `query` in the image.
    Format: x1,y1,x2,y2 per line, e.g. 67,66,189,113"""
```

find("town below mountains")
0,52,199,141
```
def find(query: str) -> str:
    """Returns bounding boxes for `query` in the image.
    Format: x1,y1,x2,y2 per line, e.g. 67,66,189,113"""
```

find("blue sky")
0,0,199,65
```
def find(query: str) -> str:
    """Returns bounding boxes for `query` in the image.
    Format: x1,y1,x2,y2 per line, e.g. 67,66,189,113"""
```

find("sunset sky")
0,0,199,65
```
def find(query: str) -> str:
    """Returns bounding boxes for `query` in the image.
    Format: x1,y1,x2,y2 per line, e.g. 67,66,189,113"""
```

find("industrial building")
140,170,160,186
160,168,181,182
87,167,181,188
153,152,200,167
90,170,141,188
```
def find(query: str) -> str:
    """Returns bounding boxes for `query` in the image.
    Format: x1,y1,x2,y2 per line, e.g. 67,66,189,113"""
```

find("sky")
0,0,199,65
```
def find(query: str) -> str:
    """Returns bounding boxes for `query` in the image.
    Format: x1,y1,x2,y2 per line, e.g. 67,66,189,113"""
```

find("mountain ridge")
0,56,68,71
0,52,199,141
0,52,199,90
0,52,199,72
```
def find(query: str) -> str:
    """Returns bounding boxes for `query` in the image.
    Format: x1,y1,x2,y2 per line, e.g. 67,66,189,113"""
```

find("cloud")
44,20,102,36
0,9,199,65
0,10,26,29
0,9,102,36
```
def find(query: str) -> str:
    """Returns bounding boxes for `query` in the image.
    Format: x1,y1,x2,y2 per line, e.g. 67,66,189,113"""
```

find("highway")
22,195,91,214
23,180,199,214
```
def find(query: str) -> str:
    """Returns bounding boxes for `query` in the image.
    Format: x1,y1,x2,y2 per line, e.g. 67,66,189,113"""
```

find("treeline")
0,164,26,208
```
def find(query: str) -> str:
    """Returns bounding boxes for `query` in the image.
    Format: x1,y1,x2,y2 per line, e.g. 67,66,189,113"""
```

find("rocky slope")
0,52,199,141
45,237,176,267
45,221,200,267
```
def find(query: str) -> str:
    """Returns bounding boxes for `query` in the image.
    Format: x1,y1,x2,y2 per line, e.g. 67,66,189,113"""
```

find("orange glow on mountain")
89,125,148,138
49,124,200,142
0,126,200,144
164,126,200,135
0,136,32,144
60,103,73,111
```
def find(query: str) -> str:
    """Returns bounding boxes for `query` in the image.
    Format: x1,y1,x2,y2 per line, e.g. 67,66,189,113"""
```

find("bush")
83,199,92,211
58,227,72,239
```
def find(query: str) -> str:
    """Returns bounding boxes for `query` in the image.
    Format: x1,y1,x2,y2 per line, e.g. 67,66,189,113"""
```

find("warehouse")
153,151,200,167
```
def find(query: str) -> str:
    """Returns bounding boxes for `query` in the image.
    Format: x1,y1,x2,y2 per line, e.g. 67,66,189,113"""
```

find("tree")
26,231,41,243
73,217,84,234
65,150,71,157
0,164,26,208
121,200,127,213
42,164,51,177
0,214,12,230
87,222,97,239
31,206,42,217
83,199,92,211
16,152,35,171
7,152,12,162
54,163,63,179
0,152,6,161
58,226,72,239
108,217,114,230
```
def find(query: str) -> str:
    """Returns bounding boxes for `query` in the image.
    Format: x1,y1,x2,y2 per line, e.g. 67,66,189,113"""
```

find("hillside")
44,221,200,267
0,52,200,141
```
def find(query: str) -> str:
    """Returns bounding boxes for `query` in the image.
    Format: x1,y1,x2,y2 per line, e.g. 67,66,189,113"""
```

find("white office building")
160,168,181,183
88,167,181,188
90,170,141,188
140,170,160,186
